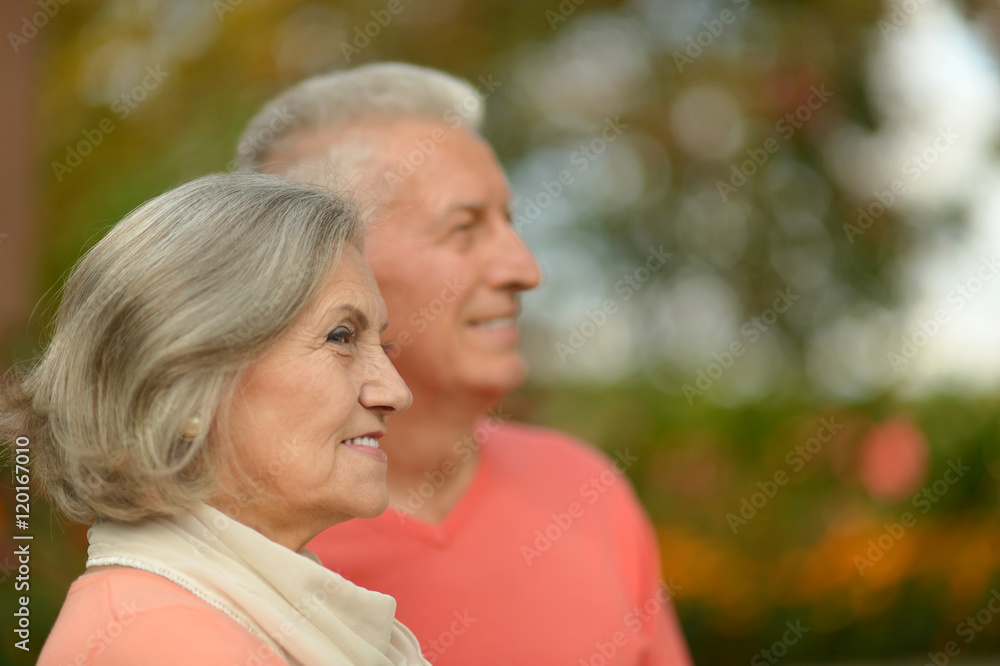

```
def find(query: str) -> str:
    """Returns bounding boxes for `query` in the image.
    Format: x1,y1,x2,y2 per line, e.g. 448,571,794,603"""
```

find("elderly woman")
0,173,429,665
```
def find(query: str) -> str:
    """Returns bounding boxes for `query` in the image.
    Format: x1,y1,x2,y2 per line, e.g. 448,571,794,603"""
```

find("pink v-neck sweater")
310,421,692,665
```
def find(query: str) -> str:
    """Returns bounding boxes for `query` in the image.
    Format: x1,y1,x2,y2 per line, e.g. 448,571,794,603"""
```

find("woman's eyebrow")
326,304,369,329
325,304,389,333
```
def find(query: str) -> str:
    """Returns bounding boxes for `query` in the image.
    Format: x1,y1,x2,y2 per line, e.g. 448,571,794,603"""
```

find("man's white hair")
234,62,484,178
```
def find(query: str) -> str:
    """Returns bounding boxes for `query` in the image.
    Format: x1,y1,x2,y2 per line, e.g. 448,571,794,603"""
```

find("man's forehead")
289,119,510,218
303,118,451,150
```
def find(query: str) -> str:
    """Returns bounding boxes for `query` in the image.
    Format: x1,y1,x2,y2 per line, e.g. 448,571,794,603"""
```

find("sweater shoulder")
39,569,282,665
487,421,618,474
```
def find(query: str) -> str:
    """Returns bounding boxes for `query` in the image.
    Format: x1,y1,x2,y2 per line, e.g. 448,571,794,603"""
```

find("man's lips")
470,315,518,329
469,308,519,327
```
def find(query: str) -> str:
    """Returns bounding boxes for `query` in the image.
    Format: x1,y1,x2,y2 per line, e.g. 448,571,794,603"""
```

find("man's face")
353,120,541,402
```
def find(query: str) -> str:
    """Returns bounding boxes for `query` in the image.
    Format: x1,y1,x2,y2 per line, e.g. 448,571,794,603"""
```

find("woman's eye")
327,326,355,344
381,342,396,354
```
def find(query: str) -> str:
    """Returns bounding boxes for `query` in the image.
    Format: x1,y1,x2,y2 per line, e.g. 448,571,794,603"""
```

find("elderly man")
235,63,691,665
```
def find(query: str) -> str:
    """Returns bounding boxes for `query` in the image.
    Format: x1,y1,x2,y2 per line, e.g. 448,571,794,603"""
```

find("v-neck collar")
367,442,493,547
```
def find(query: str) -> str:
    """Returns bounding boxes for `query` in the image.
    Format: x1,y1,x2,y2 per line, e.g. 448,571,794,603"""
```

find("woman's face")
215,245,412,550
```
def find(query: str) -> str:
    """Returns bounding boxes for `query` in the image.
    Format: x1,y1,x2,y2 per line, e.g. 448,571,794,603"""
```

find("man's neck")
379,389,494,523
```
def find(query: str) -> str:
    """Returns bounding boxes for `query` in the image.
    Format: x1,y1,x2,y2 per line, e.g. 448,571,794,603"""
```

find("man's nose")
486,219,542,293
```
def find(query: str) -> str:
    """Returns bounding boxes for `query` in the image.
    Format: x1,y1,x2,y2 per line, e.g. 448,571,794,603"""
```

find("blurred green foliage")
509,382,1000,663
4,0,999,663
3,386,1000,663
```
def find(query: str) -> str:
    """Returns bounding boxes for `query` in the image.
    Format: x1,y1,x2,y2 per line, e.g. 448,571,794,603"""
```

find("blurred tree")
5,0,1000,663
0,0,41,369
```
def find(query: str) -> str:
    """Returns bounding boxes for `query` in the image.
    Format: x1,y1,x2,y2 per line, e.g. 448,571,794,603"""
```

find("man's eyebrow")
327,304,389,333
433,201,487,224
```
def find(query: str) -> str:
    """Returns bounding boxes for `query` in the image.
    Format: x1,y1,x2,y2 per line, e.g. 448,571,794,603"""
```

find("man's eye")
327,326,355,344
451,217,478,233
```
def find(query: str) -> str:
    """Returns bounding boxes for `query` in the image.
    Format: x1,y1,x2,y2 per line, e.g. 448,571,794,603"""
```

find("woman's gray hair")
0,173,363,523
233,62,484,195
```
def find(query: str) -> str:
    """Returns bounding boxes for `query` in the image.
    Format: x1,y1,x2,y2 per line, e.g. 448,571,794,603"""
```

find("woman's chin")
352,492,391,520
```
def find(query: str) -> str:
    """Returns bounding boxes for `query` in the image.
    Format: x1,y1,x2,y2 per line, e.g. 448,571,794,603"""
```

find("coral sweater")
38,568,287,665
309,422,692,665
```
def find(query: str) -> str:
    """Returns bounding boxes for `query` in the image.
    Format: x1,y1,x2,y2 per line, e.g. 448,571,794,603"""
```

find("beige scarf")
87,503,428,666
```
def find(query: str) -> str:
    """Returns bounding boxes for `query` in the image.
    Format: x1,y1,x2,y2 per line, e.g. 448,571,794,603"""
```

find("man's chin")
464,357,528,398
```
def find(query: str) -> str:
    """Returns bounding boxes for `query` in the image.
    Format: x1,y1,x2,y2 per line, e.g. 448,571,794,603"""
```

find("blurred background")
3,0,1000,663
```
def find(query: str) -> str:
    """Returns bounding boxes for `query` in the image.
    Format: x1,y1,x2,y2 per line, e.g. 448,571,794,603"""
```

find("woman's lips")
340,436,388,462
